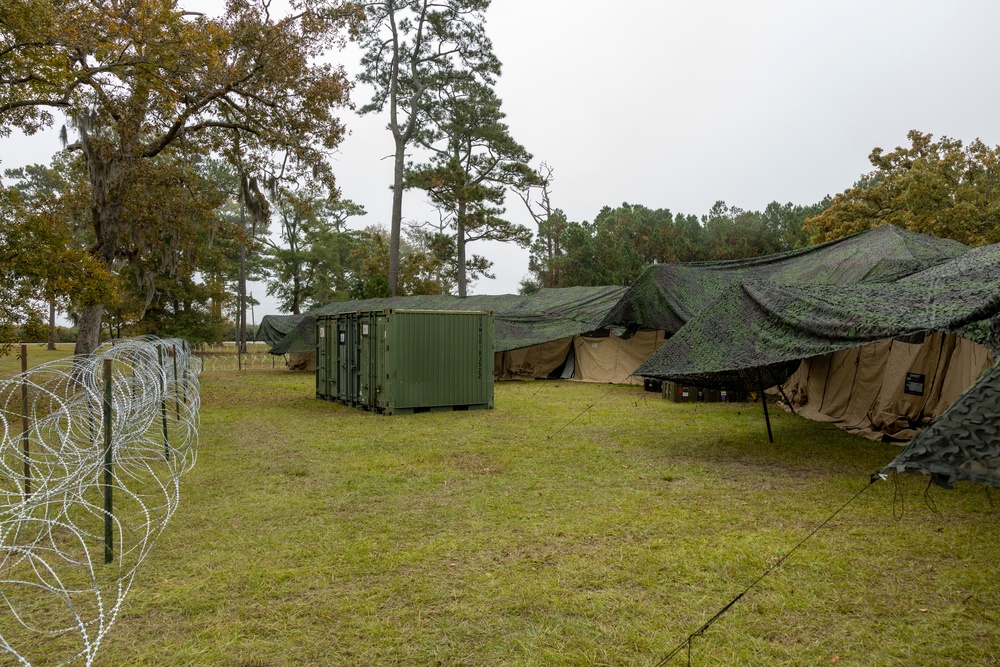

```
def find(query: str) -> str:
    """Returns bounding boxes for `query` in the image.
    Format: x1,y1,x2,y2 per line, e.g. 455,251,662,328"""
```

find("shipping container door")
347,313,361,405
326,316,340,400
336,315,350,403
358,312,378,409
375,312,389,411
316,317,327,398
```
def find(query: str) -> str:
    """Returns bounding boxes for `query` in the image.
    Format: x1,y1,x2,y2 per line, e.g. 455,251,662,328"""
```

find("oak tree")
1,0,354,352
805,130,1000,246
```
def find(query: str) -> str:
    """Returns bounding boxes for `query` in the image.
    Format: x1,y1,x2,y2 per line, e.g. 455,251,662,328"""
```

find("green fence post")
20,344,30,500
172,344,181,420
103,358,114,564
181,341,189,406
158,346,170,460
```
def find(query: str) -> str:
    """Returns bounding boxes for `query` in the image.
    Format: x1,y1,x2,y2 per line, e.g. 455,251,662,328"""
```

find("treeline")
520,199,829,291
3,0,999,353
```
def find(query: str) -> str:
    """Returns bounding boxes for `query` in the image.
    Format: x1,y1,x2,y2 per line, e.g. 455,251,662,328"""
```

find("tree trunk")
457,205,468,298
389,135,406,296
291,270,301,315
74,304,104,355
47,301,57,350
239,243,248,354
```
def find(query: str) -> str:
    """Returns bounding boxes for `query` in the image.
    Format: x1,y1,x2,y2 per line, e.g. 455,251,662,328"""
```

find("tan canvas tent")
493,329,668,385
494,337,574,381
572,330,667,384
782,332,994,440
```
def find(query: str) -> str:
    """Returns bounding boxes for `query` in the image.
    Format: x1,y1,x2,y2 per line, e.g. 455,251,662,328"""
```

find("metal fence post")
181,341,189,405
20,344,30,500
172,344,181,420
103,358,114,564
158,346,170,460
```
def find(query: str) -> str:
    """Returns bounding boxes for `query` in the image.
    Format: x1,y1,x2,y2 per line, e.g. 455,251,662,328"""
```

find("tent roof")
882,359,1000,488
601,225,969,333
634,240,1000,387
260,286,628,355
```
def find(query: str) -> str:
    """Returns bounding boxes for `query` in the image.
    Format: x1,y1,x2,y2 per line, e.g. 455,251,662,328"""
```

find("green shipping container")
316,309,494,414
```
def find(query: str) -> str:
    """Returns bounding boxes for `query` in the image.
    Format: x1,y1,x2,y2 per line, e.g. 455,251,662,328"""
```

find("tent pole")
776,383,797,415
758,369,774,443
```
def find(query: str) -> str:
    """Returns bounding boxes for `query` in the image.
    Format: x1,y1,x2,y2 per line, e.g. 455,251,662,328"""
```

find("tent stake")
758,369,774,443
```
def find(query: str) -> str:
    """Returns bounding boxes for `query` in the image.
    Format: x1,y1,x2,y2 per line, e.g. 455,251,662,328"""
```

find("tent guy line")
650,475,881,667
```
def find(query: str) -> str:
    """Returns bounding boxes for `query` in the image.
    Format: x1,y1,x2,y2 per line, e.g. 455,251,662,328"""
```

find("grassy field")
8,367,1000,666
0,342,273,380
0,343,75,377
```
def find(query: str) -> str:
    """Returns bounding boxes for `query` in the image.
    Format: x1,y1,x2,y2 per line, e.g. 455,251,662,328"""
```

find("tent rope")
922,476,939,514
891,470,907,520
546,386,619,440
649,475,881,667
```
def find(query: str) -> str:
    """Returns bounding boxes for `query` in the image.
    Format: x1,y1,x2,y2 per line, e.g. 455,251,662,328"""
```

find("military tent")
632,238,1000,440
781,332,993,440
258,286,664,384
602,224,969,335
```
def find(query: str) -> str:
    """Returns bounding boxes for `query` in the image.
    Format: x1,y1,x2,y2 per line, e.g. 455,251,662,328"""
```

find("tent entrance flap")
495,337,574,381
572,329,667,384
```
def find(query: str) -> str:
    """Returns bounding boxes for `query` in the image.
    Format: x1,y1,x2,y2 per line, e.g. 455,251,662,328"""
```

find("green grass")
17,371,1000,666
0,343,74,378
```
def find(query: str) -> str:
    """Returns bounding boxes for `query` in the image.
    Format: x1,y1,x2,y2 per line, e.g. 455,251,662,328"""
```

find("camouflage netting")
259,286,628,356
634,240,1000,390
601,225,969,334
883,359,1000,489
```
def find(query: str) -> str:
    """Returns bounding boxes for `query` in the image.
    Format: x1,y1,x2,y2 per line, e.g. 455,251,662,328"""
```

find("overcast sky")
4,0,1000,322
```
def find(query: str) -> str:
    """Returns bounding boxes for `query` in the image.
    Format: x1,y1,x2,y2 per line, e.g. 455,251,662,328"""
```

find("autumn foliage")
805,130,1000,247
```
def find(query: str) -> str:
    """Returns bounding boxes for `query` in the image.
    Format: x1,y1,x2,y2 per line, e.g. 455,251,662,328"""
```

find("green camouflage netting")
256,313,306,347
634,240,1000,389
883,359,1000,489
601,225,969,334
259,286,628,355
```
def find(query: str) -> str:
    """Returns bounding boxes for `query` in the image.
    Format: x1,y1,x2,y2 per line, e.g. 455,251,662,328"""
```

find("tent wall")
494,337,574,380
783,332,994,440
493,330,668,384
572,330,667,384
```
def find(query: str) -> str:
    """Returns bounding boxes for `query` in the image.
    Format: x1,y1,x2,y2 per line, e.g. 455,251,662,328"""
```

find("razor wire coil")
0,336,200,666
192,352,283,372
